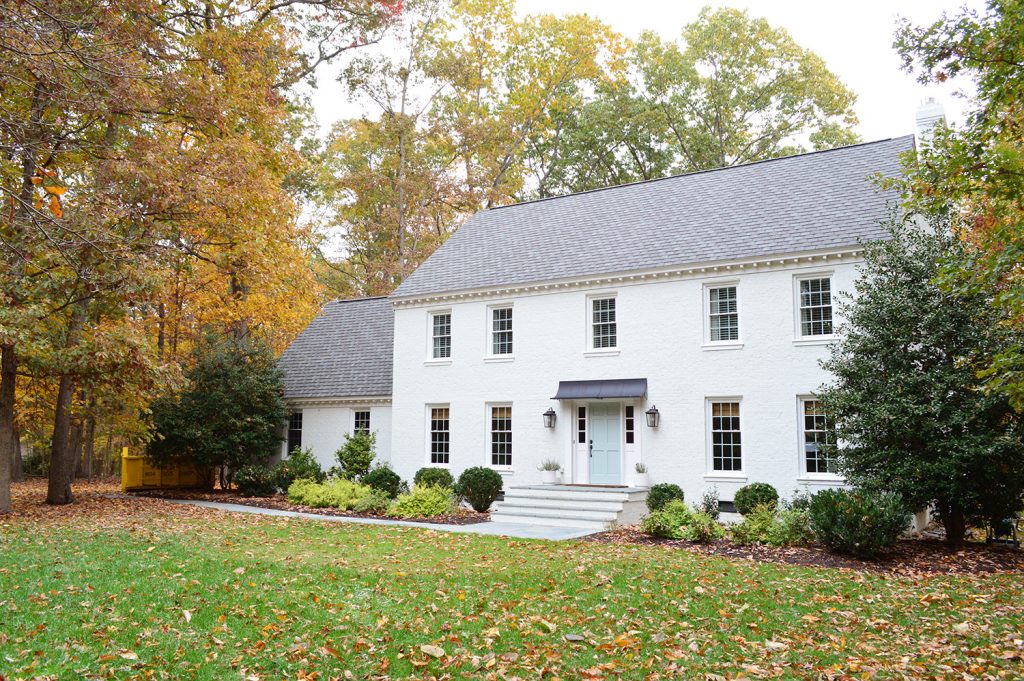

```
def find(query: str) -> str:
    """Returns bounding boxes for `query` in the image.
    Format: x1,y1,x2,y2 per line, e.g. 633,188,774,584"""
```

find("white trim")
483,356,515,363
286,396,391,407
797,394,841,478
351,408,372,436
583,349,621,358
706,396,744,475
485,302,515,360
392,247,864,309
427,308,453,361
425,403,451,467
703,474,748,483
793,271,836,340
703,280,741,346
485,401,514,471
586,292,619,352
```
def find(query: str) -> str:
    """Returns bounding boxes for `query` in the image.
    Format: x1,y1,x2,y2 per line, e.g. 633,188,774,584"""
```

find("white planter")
541,469,560,484
634,472,650,488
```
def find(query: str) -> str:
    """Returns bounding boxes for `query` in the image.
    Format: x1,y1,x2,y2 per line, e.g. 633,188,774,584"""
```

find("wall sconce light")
645,405,660,428
542,408,557,428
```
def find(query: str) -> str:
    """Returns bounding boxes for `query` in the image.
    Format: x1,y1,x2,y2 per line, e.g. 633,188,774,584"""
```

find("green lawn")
1,510,1022,679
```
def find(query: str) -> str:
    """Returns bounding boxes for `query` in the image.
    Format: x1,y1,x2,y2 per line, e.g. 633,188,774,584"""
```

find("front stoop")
490,485,649,530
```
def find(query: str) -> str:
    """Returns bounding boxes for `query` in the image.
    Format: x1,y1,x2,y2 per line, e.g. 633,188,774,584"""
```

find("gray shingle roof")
278,297,393,400
393,136,914,299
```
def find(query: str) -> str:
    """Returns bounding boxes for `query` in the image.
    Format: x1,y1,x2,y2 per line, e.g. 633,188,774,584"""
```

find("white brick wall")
389,260,856,503
283,403,392,473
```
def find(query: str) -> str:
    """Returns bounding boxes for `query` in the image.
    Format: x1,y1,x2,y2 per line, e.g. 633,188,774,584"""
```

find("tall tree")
818,219,1024,545
894,0,1024,410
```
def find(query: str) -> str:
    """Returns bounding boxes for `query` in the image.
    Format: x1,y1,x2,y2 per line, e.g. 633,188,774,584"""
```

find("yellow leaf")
48,195,62,218
44,185,66,195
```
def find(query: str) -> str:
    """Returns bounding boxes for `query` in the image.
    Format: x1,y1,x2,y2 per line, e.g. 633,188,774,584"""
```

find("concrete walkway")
164,498,600,540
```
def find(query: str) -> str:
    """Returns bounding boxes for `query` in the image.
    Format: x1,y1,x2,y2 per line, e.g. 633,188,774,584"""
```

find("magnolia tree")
818,218,1024,545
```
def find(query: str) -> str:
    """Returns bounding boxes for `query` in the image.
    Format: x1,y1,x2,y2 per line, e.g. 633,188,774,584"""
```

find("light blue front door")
589,402,621,485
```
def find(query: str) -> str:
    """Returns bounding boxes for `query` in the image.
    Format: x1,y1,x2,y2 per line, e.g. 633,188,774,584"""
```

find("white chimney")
915,97,946,144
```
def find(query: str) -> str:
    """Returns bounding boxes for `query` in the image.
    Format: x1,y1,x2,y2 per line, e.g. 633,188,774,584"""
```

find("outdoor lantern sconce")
645,405,660,428
543,408,557,428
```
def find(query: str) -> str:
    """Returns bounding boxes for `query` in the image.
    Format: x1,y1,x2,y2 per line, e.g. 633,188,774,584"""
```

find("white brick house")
281,136,912,515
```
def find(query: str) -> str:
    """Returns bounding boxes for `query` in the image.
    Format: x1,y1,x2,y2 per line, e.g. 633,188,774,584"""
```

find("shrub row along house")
278,135,914,527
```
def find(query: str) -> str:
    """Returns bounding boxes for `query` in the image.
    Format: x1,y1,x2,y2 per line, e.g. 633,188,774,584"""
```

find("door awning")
552,378,648,400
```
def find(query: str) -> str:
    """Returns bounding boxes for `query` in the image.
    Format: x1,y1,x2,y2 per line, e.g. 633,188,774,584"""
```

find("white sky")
310,0,984,142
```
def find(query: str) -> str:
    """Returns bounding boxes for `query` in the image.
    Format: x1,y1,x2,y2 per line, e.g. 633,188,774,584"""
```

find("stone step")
504,487,647,503
495,497,625,513
490,503,621,523
489,510,612,530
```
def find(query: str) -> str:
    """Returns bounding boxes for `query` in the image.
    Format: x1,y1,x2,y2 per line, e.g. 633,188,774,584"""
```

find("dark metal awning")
552,378,648,400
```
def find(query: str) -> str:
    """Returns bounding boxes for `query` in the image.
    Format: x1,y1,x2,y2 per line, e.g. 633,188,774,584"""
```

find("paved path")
163,498,599,541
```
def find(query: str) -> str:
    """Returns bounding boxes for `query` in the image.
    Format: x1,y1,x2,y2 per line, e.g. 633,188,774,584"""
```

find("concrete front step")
490,503,620,523
489,511,611,530
491,484,650,530
504,486,648,503
495,498,625,513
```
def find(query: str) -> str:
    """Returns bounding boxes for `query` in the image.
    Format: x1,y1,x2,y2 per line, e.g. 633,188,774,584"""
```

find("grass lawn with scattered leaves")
1,482,1022,679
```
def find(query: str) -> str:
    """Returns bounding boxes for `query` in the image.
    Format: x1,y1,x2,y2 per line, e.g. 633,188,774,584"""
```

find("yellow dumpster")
121,448,209,491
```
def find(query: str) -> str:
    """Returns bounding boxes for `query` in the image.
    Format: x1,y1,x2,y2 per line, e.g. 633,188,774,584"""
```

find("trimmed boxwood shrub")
414,467,454,490
362,465,403,499
387,485,456,518
733,482,779,516
234,464,277,497
808,488,909,558
457,466,503,512
646,483,685,511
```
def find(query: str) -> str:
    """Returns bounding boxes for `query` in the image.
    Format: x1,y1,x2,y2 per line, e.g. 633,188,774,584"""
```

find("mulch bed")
129,488,490,525
584,526,1024,575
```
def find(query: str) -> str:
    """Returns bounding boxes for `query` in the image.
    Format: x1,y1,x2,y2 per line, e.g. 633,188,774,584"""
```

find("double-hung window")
707,285,739,343
801,399,836,474
431,312,451,359
429,406,450,465
490,405,512,468
353,410,371,436
491,307,513,356
710,401,742,471
286,411,302,455
591,297,617,349
798,277,833,337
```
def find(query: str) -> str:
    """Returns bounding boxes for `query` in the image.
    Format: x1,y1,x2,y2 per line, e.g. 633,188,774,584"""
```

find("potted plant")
538,459,562,484
634,462,650,487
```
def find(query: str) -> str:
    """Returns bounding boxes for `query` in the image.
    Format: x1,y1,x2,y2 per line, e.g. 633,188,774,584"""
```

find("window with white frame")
353,410,371,436
491,307,513,355
708,285,739,342
801,399,836,474
591,297,617,349
799,277,833,336
710,401,742,471
286,411,302,454
431,312,451,359
429,406,450,464
490,405,512,467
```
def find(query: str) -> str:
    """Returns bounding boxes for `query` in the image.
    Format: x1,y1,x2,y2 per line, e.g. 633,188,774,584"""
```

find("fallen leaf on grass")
420,644,445,658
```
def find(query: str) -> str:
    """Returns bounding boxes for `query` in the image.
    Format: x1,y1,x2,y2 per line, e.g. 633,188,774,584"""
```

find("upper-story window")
431,311,451,359
707,285,739,343
591,297,617,349
491,307,513,356
429,406,450,465
798,277,833,336
287,411,302,454
353,410,371,436
801,398,836,474
709,400,742,472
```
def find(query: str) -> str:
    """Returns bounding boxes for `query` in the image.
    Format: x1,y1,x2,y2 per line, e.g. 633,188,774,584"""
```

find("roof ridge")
489,135,915,212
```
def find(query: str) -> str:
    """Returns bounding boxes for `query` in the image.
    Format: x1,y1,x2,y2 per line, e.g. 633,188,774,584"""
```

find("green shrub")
413,467,454,490
386,485,456,518
646,483,685,511
456,466,503,512
808,488,909,558
234,464,277,497
286,477,372,510
733,483,779,516
272,447,324,490
784,488,813,512
767,508,815,546
697,487,720,520
640,500,724,543
352,489,391,514
362,465,403,499
731,503,780,545
334,432,376,480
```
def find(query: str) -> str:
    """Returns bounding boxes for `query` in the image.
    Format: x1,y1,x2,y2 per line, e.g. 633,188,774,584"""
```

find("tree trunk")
46,304,87,505
84,414,95,482
11,425,24,483
69,417,84,479
0,344,15,513
937,500,967,547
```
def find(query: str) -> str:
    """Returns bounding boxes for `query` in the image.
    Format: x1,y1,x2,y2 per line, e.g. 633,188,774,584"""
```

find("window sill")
701,341,744,351
584,349,620,357
703,473,748,483
491,467,514,475
423,359,452,366
423,462,451,469
484,355,515,363
792,336,836,347
796,475,846,485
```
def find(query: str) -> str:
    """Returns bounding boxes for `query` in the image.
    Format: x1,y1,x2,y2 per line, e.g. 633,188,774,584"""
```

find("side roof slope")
278,296,393,400
393,136,913,299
